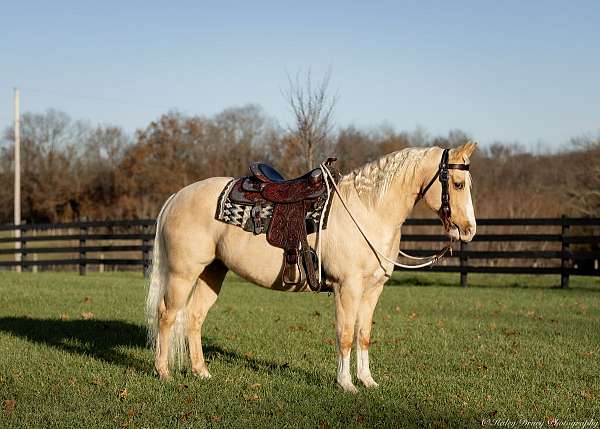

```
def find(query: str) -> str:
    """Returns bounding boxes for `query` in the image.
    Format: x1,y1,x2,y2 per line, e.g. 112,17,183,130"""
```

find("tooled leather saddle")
215,158,336,291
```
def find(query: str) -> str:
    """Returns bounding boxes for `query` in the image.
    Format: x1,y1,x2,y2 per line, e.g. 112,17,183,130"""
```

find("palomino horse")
146,143,477,393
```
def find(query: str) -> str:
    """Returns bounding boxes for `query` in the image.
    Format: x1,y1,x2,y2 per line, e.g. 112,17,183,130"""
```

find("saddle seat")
225,158,336,292
245,163,326,203
251,163,324,185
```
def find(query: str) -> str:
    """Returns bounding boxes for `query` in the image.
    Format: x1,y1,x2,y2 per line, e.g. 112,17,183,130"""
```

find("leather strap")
438,149,452,230
447,163,470,170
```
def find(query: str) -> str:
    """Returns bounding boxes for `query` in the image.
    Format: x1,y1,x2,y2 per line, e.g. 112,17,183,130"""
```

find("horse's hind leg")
187,261,228,378
155,272,198,380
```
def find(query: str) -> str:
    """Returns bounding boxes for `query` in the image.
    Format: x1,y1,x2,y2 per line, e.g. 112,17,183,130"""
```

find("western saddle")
226,159,336,291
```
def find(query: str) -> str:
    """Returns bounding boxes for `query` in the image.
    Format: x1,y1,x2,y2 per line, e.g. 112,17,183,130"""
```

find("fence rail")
0,218,598,287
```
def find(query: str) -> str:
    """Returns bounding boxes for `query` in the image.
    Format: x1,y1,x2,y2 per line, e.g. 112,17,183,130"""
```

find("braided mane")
339,147,434,205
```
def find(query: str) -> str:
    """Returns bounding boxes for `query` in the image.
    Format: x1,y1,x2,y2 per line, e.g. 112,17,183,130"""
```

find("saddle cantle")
215,159,336,292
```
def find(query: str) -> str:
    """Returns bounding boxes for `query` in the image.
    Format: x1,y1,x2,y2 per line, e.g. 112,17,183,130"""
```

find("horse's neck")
337,149,434,240
375,177,420,229
339,170,420,235
373,149,437,228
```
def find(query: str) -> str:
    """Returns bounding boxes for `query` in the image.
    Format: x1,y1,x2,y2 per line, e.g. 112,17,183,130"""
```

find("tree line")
0,106,598,224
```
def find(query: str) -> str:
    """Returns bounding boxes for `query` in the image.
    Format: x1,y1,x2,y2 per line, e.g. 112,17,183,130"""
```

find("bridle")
319,148,473,271
417,148,470,232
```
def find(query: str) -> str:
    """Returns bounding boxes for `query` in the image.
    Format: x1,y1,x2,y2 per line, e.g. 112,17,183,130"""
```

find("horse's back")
164,177,232,222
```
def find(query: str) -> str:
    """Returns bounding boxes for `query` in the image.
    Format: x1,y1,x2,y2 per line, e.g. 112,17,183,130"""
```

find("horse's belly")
217,226,310,291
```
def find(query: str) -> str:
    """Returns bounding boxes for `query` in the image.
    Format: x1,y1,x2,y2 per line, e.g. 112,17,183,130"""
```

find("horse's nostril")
465,225,476,236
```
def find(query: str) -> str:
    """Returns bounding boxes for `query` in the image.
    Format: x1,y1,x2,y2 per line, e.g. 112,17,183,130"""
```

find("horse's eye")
454,181,464,190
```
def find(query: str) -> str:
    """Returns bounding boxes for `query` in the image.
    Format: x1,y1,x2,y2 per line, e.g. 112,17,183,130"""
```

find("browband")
447,163,470,170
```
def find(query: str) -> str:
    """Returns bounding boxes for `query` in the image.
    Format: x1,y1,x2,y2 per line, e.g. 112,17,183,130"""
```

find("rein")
319,148,469,270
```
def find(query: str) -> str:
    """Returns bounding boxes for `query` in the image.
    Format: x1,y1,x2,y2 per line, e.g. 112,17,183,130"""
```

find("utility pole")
14,88,21,273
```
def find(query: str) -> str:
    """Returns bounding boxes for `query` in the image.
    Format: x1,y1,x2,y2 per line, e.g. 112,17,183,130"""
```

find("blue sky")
1,0,598,148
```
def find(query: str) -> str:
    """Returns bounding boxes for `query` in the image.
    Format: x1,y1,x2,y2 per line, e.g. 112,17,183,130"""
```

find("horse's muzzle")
448,224,476,242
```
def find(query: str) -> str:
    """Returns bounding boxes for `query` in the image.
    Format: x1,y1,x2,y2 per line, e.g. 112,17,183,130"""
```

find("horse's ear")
454,141,477,161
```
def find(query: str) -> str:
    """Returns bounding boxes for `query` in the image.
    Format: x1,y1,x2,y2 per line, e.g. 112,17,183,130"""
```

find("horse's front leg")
334,278,362,393
355,284,384,388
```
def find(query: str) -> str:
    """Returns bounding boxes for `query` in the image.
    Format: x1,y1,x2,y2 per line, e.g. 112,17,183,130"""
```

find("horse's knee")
359,335,370,350
356,323,371,346
338,328,354,353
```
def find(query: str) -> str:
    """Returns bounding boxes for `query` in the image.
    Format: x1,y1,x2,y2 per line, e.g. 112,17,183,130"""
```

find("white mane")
339,147,434,205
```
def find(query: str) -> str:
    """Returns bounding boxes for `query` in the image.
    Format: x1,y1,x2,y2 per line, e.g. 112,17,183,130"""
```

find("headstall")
417,148,470,231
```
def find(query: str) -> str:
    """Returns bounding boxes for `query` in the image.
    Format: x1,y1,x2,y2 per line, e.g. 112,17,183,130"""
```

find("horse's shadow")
0,316,150,371
0,316,324,384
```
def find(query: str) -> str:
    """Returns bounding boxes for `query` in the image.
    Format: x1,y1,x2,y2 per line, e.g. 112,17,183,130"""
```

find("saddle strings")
319,162,452,270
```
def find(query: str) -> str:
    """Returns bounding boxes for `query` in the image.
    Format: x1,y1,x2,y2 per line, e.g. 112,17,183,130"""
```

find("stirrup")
282,260,306,286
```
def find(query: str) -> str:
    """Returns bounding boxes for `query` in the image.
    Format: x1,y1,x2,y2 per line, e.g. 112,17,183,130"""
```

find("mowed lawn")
0,272,599,428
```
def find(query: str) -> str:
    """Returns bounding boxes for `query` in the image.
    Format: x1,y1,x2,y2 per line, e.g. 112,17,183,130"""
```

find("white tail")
145,193,189,369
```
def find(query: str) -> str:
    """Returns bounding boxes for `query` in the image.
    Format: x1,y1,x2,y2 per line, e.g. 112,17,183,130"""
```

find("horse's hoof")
156,368,171,381
359,376,379,388
337,379,358,394
192,367,212,379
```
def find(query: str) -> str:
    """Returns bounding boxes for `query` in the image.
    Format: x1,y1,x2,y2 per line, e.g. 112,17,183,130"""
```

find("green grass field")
0,272,599,428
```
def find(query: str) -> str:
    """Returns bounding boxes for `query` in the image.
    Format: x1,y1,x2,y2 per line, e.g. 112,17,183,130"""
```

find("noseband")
418,149,470,231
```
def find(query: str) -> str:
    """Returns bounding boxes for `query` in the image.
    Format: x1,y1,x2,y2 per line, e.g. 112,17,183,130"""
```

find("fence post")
460,240,468,287
32,228,37,273
560,216,570,288
142,224,150,278
20,223,27,273
79,226,87,276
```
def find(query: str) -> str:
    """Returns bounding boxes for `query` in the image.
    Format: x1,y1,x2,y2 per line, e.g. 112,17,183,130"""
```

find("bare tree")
564,136,600,216
1,110,91,222
284,69,337,170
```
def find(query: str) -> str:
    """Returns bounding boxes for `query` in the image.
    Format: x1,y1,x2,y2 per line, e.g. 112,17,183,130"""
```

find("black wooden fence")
0,218,599,287
400,217,600,287
0,220,154,276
